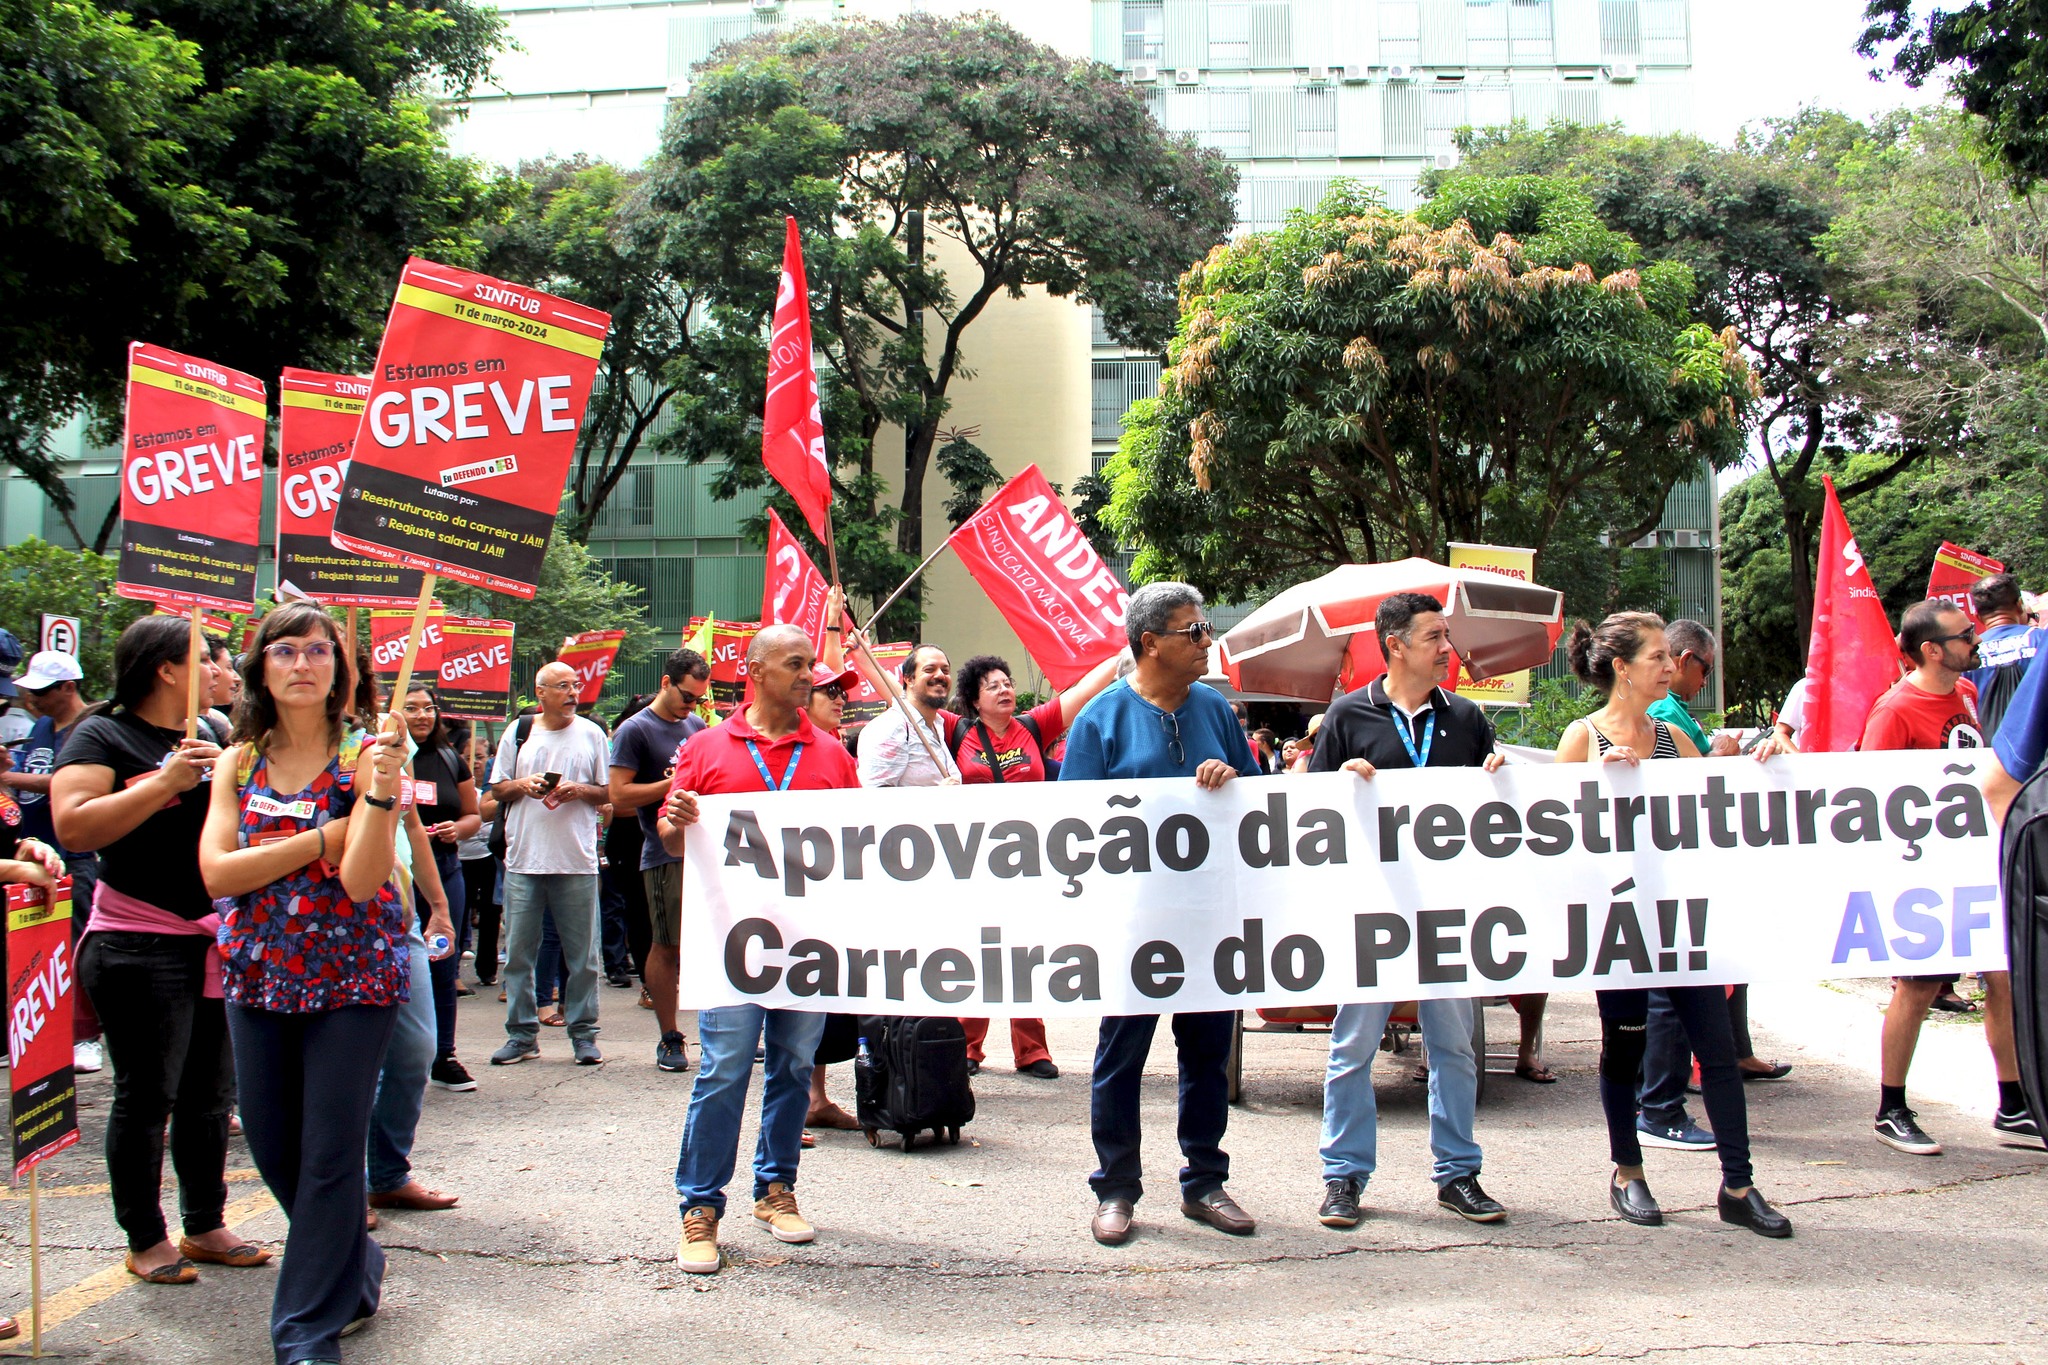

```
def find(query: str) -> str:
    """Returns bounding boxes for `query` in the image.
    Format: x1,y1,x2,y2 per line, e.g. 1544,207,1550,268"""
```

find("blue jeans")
534,909,568,1011
1088,1011,1234,1204
1637,989,1695,1129
674,1006,826,1219
1321,999,1482,1187
368,921,436,1194
502,873,600,1045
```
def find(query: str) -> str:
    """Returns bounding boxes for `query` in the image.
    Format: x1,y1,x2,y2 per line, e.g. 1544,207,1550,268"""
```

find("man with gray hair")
1059,581,1264,1246
489,661,614,1067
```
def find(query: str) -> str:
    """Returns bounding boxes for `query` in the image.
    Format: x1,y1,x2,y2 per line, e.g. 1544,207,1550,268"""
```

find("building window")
1207,85,1252,156
1297,86,1336,157
592,466,655,534
1467,0,1509,66
1558,78,1600,124
1209,1,1250,68
1123,0,1164,64
1510,0,1554,62
1642,0,1687,62
1379,0,1421,64
1383,81,1425,156
1426,86,1468,157
1599,0,1641,59
1093,359,1161,441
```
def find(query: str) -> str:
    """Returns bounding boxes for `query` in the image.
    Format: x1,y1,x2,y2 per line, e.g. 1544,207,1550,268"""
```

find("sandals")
539,1011,566,1027
178,1236,271,1268
800,1130,817,1149
124,1252,199,1285
1932,992,1980,1013
806,1103,863,1131
1515,1061,1559,1084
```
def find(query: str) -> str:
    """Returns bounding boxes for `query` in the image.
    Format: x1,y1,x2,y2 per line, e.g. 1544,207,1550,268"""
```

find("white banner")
676,752,2004,1016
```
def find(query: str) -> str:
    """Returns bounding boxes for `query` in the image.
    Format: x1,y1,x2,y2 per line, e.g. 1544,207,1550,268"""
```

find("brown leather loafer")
1091,1197,1135,1246
369,1180,459,1211
1182,1188,1256,1235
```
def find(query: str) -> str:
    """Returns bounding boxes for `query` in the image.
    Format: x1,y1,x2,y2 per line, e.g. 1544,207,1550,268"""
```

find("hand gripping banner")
329,259,611,597
117,344,266,612
276,367,427,605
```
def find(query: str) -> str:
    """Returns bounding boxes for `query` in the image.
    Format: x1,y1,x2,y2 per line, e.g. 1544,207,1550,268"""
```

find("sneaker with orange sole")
753,1183,814,1243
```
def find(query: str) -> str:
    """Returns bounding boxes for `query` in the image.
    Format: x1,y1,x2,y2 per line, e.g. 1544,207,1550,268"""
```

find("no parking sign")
38,616,79,657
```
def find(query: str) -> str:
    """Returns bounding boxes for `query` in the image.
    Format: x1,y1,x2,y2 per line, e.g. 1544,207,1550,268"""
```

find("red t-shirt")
948,698,1066,784
1857,676,1986,752
669,708,861,796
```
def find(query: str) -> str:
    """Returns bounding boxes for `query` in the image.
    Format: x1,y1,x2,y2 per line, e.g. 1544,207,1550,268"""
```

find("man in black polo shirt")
1308,591,1507,1230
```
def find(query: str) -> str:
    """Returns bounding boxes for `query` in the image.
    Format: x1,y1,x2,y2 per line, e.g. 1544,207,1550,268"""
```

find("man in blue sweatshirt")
1059,582,1262,1246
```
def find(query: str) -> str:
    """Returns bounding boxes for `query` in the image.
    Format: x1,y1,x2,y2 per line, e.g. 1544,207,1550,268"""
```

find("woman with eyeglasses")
944,650,1124,1079
198,601,413,1362
401,685,482,1089
51,615,264,1285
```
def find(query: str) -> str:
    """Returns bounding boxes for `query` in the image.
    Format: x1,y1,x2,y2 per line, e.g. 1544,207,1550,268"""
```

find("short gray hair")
1126,581,1204,655
1664,618,1715,662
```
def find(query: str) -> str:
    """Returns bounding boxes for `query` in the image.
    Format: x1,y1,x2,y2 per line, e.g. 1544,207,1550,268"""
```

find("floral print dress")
217,736,410,1013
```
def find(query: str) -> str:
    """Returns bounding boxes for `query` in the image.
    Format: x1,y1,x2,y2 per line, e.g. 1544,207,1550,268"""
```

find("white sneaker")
73,1040,103,1074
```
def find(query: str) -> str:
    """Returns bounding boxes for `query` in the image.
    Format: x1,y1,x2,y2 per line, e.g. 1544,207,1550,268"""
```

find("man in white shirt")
1774,677,1808,751
856,645,961,788
487,662,614,1067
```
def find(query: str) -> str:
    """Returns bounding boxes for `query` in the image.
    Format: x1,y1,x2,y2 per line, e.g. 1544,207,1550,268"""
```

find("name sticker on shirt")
246,794,317,821
411,781,437,808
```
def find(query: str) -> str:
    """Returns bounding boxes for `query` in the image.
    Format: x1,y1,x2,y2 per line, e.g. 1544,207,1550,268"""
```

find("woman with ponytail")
1555,613,1792,1239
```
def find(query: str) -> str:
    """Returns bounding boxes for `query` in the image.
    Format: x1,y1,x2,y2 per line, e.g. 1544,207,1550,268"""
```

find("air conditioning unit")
751,0,780,10
1127,63,1161,84
1304,64,1332,83
1384,62,1415,82
1672,528,1705,549
1339,64,1369,83
1605,60,1639,82
1174,67,1201,85
666,80,691,100
1631,533,1661,550
1432,151,1459,170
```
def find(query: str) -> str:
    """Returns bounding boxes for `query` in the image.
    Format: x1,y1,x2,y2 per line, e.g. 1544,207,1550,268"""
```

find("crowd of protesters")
1,561,2045,1351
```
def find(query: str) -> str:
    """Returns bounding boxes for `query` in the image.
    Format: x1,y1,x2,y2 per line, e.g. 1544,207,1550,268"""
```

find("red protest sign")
843,642,913,724
117,343,266,613
946,465,1128,688
153,604,234,636
760,509,837,643
1926,541,2004,624
328,258,611,597
371,604,446,677
9,879,80,1179
691,618,758,713
277,368,427,606
558,629,626,705
437,617,515,721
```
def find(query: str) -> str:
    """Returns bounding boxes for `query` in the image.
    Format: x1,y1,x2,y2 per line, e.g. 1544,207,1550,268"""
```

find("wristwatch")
363,793,398,811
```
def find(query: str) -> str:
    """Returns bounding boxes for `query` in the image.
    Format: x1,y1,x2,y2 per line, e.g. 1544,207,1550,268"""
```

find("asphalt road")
5,984,2044,1364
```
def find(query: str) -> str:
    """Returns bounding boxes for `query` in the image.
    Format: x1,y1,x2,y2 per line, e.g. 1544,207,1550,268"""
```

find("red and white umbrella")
1217,558,1565,703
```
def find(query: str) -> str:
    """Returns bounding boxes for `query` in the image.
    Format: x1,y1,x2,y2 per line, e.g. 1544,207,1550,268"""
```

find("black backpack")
945,712,1045,783
484,715,536,859
852,1015,976,1152
2002,759,2048,1139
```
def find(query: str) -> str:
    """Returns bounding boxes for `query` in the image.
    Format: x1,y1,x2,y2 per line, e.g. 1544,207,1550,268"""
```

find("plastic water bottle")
855,1036,873,1067
428,933,453,957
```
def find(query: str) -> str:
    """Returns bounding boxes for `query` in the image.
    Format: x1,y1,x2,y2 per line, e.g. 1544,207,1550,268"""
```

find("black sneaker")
1318,1177,1362,1228
1992,1107,2041,1141
656,1031,692,1073
430,1055,477,1091
1875,1106,1942,1155
1019,1058,1059,1079
1437,1174,1506,1223
606,973,633,988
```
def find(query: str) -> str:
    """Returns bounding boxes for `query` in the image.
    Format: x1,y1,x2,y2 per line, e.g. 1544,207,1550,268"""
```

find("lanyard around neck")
745,739,802,792
1393,708,1436,769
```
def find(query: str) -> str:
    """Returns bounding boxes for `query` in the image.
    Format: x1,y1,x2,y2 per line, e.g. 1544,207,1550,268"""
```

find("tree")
0,0,511,545
0,539,152,694
644,13,1238,619
1101,179,1754,603
1860,1,2048,188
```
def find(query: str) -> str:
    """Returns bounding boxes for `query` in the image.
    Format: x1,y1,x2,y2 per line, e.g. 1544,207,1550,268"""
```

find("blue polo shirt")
1995,645,2048,785
1058,678,1260,782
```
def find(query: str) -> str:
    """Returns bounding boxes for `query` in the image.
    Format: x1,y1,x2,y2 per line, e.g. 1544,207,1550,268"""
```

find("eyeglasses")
536,680,577,692
1931,631,1977,648
1161,710,1185,767
1681,651,1715,680
818,684,846,701
401,702,437,716
264,640,336,668
1158,621,1215,644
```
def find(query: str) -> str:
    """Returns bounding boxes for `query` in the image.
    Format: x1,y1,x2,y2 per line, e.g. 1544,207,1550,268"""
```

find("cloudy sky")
1691,0,1945,144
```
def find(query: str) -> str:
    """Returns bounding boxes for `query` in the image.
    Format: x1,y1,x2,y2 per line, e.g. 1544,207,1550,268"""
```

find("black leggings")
1598,986,1753,1189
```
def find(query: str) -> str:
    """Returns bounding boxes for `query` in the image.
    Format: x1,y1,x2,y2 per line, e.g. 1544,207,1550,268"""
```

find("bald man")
488,661,616,1066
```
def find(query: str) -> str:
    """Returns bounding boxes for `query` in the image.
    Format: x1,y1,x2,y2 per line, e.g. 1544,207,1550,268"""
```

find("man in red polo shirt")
657,624,859,1274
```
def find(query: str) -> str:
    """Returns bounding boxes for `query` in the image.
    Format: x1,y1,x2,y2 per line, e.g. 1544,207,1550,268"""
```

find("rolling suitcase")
852,1015,976,1151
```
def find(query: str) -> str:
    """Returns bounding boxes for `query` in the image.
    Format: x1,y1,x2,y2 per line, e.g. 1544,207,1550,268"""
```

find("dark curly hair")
234,601,350,749
951,654,1016,720
1566,612,1666,695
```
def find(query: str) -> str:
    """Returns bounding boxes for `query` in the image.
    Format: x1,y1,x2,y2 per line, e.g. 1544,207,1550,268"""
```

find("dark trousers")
228,1002,400,1365
1088,1011,1234,1203
1599,986,1753,1189
598,863,631,979
421,853,467,1058
463,855,501,982
78,931,233,1252
534,909,567,1008
1640,986,1760,1128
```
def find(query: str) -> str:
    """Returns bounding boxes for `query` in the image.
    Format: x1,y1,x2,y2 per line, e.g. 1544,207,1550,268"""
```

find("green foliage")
0,539,152,695
0,0,512,535
1860,1,2048,188
1102,178,1753,604
643,12,1238,623
1492,678,1603,751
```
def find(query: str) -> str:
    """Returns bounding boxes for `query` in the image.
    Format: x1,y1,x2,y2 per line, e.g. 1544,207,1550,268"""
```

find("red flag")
762,217,833,543
760,510,838,644
558,629,627,706
1804,476,1901,752
946,465,1128,689
1925,541,2004,624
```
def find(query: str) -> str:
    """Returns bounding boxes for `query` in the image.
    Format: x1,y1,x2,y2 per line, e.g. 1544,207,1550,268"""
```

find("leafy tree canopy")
1101,179,1754,604
0,538,152,695
1860,0,2048,187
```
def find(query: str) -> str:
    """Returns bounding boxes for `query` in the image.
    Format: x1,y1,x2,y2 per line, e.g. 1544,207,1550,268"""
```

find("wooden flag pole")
29,1166,42,1358
856,538,949,640
846,630,950,775
384,575,438,736
184,606,207,741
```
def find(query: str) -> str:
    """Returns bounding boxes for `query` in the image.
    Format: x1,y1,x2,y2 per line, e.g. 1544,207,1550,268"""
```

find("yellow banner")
1447,542,1536,707
394,284,606,360
126,363,268,420
6,889,71,936
279,388,365,414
